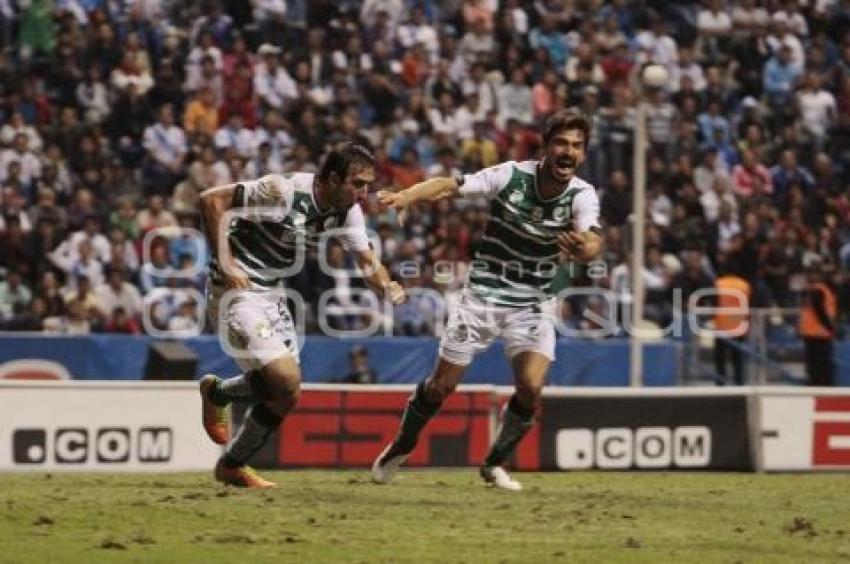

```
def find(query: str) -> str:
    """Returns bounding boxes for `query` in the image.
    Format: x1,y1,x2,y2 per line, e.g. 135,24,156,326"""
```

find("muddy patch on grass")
32,516,54,526
784,517,817,538
98,539,127,550
624,537,642,548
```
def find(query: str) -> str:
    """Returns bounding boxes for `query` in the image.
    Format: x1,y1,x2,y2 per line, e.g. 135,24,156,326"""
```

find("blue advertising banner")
0,334,687,386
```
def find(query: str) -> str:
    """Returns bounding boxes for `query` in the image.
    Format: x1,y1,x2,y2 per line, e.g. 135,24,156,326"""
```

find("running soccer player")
199,143,405,488
372,111,603,491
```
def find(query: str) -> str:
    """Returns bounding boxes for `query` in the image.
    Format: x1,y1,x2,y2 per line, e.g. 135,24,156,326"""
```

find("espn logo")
761,395,850,470
12,427,173,465
555,426,711,470
813,397,850,466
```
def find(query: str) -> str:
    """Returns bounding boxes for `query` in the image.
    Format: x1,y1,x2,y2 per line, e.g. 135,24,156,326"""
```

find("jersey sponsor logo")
451,323,470,343
553,206,567,222
509,190,523,204
531,207,543,222
255,320,274,340
12,427,173,465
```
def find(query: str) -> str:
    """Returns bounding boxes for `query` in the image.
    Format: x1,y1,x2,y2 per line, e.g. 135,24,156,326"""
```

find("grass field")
1,470,849,563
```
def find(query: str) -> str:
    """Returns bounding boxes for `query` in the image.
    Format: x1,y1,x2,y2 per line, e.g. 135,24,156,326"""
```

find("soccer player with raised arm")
372,111,603,491
199,144,405,488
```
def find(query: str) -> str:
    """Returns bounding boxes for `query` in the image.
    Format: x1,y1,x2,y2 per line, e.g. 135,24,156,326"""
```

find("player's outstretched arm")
376,176,460,213
199,183,251,290
353,248,406,305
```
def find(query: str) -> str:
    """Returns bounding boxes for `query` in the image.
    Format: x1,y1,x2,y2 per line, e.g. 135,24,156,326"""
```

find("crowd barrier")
0,334,682,386
2,382,847,473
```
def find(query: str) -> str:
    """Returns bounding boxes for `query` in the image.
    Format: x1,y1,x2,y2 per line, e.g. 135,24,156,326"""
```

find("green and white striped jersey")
209,173,371,289
459,160,600,306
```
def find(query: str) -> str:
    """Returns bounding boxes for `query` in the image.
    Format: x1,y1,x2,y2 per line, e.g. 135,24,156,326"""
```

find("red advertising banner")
275,389,493,468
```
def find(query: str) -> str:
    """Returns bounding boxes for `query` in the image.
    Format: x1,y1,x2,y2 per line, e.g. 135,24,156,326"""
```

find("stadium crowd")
0,0,848,339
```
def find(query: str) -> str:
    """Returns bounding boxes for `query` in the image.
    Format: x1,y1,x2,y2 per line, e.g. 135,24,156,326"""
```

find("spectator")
107,227,140,275
52,239,104,291
140,242,174,294
281,143,318,175
167,296,201,336
111,49,154,96
770,149,814,206
254,44,297,112
185,33,224,92
532,68,559,120
213,112,256,158
0,110,43,151
763,45,802,111
50,214,111,268
96,267,142,320
767,11,804,71
76,65,110,124
28,189,66,233
137,195,177,233
645,88,679,161
797,72,836,151
712,256,751,385
142,104,188,197
105,306,142,334
43,297,91,335
459,18,496,67
461,122,499,169
701,176,737,224
799,262,837,386
698,99,731,146
0,133,41,188
0,268,31,321
732,149,773,199
529,15,567,69
498,67,533,126
398,6,438,63
344,345,378,384
173,145,229,213
390,148,425,190
183,86,219,138
697,0,733,64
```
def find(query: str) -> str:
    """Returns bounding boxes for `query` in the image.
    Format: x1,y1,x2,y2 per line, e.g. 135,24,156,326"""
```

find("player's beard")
548,155,576,184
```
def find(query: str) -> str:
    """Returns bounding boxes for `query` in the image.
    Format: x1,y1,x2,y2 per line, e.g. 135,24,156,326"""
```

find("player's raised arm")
376,176,460,212
377,161,513,217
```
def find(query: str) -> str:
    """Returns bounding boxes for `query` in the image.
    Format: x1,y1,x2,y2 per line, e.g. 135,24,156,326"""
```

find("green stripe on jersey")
468,163,586,306
222,180,348,287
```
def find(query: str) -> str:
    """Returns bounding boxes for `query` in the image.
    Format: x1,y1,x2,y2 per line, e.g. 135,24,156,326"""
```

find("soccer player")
372,110,603,490
198,143,405,487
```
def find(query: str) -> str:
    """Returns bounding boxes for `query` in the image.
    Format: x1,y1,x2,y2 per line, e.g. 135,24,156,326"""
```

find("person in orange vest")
713,256,751,385
798,262,837,386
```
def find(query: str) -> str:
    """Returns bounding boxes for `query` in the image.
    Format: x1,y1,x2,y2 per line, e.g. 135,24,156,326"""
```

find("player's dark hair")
542,110,590,147
318,143,375,183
